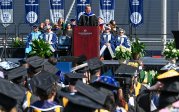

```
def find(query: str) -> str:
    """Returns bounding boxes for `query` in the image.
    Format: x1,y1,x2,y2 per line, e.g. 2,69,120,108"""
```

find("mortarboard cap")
43,62,59,75
114,64,139,78
91,80,119,92
0,78,26,102
29,70,58,94
0,93,17,111
26,56,46,70
87,57,104,71
58,88,103,112
70,19,76,21
157,70,179,93
75,80,108,105
32,24,38,28
26,56,46,68
65,73,86,85
158,92,179,110
4,66,27,81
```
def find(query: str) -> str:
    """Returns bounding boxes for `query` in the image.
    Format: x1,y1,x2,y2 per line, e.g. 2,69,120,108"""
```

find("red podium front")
73,26,100,59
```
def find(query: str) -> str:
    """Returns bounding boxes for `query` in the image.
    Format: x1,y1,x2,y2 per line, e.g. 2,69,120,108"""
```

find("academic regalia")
25,31,42,54
29,100,62,112
78,12,98,26
115,35,131,48
40,31,57,49
0,78,26,112
28,70,63,112
100,32,116,59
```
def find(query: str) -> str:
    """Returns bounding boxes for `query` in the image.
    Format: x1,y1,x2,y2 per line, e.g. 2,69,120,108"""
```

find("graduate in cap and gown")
28,71,63,112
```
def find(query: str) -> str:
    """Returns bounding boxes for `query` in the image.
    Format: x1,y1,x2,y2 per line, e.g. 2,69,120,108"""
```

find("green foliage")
163,40,179,59
12,37,25,48
139,70,158,86
131,38,145,57
29,39,53,58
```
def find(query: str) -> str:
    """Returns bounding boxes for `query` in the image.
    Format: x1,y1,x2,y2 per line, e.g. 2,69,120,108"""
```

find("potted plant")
29,39,53,58
114,45,132,63
163,40,179,64
131,38,145,60
10,37,25,58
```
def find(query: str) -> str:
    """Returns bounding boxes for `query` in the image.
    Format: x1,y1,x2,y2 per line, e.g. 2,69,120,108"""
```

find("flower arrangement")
163,40,179,60
12,37,25,48
131,38,145,60
114,45,132,60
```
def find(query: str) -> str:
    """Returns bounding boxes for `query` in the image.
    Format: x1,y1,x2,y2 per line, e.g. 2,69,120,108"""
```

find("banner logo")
130,12,142,24
1,12,11,23
26,11,38,23
25,0,39,24
100,0,114,23
129,0,143,27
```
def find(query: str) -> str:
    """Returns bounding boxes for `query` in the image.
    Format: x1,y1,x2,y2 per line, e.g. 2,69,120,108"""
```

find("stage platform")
2,57,178,72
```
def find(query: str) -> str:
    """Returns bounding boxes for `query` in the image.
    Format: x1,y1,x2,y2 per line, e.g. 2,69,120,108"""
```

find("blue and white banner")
100,0,114,23
0,0,13,27
25,0,39,24
129,0,143,27
49,0,64,24
76,0,91,20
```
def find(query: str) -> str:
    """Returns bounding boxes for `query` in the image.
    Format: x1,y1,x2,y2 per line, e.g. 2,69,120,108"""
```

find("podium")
73,26,100,59
172,31,179,49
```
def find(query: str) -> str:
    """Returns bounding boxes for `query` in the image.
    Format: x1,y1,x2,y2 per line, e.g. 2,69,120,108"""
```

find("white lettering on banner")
26,11,38,23
104,0,111,3
130,12,142,24
53,0,61,2
1,11,11,23
103,4,111,6
28,0,35,3
80,0,86,3
132,0,139,5
0,0,12,6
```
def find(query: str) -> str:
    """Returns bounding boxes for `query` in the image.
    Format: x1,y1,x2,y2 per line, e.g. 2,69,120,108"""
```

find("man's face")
85,6,91,14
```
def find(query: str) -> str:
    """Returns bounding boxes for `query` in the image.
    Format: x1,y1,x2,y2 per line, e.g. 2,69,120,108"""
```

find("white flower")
165,49,170,52
172,49,176,53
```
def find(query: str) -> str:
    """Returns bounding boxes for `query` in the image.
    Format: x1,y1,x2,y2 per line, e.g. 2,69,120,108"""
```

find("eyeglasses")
119,32,124,33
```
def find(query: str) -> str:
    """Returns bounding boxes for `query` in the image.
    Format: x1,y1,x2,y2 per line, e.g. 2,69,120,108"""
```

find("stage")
1,57,178,73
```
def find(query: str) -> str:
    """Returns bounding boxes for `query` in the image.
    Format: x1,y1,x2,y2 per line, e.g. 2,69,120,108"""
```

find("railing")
65,0,76,23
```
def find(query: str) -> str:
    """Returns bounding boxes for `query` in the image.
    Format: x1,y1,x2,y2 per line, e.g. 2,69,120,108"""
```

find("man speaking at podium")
78,5,98,26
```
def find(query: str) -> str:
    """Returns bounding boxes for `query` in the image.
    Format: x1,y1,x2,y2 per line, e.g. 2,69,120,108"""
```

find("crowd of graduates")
0,55,179,112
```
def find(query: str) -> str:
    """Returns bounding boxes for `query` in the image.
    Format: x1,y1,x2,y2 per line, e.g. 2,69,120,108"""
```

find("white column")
162,0,167,50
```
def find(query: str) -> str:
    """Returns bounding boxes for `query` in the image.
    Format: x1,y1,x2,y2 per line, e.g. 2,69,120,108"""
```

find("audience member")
39,25,58,52
115,28,131,49
100,25,115,60
25,24,42,57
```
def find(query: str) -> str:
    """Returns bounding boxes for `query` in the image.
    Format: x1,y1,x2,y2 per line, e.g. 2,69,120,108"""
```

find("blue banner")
49,0,64,24
76,0,91,20
0,0,13,27
25,0,39,24
100,0,114,23
129,0,143,27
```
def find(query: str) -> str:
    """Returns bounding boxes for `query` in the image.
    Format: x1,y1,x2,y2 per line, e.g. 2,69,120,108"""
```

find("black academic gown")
78,12,98,26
